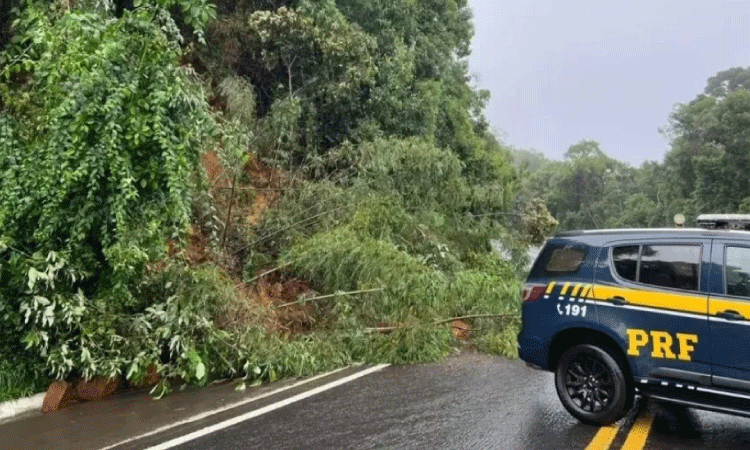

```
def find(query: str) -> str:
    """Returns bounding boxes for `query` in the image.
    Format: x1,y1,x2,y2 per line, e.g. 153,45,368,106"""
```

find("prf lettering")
626,329,699,361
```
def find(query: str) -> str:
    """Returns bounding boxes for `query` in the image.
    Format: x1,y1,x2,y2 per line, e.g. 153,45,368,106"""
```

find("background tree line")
514,66,750,231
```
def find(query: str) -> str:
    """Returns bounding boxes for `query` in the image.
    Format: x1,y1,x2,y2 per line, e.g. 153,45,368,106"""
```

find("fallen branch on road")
273,288,384,309
433,314,517,325
364,313,516,332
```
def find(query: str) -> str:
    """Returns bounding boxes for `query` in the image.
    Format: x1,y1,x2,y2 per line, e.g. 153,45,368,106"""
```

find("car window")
529,243,588,278
639,245,700,291
725,246,750,298
546,247,586,273
612,245,639,282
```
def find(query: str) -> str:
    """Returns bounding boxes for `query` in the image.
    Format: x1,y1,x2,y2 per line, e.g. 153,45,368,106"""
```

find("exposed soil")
254,270,319,334
201,150,286,227
196,150,318,335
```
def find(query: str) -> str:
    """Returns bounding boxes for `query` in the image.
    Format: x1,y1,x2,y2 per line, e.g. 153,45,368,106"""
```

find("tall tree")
521,141,633,230
665,67,750,213
195,0,514,206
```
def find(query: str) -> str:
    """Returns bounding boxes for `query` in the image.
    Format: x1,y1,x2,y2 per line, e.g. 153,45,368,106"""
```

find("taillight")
522,283,547,303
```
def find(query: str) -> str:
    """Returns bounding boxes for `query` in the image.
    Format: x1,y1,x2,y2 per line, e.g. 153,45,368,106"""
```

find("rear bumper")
518,332,550,371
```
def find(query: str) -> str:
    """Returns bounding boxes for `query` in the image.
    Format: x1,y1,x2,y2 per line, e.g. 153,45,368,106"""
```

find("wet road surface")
3,352,750,449
645,403,750,449
169,352,599,450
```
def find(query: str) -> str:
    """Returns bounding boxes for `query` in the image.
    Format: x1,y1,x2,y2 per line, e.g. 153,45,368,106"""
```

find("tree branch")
365,314,516,332
432,314,516,325
273,288,383,309
241,260,298,286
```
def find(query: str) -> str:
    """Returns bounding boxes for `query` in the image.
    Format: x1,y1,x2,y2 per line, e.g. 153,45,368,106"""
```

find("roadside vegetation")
0,0,551,401
4,0,745,404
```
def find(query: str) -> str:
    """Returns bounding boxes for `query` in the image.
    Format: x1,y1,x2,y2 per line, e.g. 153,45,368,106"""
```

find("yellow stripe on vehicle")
594,285,706,315
584,424,618,450
561,282,572,296
546,282,557,294
571,284,582,298
582,284,593,298
620,409,654,450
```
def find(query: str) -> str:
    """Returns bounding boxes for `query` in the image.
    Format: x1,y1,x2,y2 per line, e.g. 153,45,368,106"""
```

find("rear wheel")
555,344,632,425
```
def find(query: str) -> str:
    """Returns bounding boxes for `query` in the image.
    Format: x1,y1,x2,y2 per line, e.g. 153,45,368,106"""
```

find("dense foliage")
0,1,226,398
0,0,529,400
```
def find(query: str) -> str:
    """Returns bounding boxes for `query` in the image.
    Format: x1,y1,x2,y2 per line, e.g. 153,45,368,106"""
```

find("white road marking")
98,365,359,450
141,364,390,450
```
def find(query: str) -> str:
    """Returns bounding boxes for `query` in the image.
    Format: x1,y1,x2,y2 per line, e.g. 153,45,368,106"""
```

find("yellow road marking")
620,410,655,450
585,424,619,450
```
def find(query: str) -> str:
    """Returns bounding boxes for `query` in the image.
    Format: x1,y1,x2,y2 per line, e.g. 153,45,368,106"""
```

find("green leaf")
151,379,171,399
195,362,206,380
27,268,39,291
188,349,201,365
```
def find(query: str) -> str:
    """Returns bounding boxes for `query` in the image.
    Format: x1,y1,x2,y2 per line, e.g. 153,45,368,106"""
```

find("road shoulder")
0,365,384,450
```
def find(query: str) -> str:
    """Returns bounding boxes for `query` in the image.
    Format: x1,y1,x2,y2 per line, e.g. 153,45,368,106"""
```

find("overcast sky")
467,0,750,166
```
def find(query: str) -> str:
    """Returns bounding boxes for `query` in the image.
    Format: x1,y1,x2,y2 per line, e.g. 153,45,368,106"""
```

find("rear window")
529,243,588,278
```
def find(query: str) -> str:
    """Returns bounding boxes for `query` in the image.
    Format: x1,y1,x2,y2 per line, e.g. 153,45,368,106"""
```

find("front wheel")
555,344,632,425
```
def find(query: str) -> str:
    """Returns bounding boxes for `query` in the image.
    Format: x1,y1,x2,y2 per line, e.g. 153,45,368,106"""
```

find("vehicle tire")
555,344,632,425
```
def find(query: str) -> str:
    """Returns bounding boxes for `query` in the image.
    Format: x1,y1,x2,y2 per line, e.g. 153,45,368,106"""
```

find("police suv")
519,222,750,425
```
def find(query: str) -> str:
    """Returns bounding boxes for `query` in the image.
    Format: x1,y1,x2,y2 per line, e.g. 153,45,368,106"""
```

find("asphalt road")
169,352,598,450
4,352,750,450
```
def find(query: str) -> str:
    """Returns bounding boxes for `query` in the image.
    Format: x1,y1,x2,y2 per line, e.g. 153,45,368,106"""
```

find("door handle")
717,309,745,321
608,296,628,306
